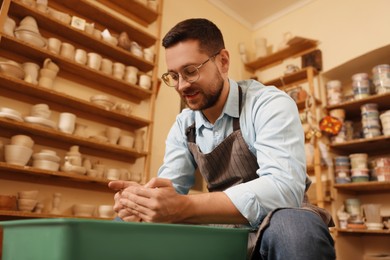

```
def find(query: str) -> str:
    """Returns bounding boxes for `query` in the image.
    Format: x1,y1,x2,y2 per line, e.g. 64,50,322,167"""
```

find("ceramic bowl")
90,95,115,110
15,29,46,48
72,204,95,217
365,222,383,230
32,152,60,162
4,144,33,166
98,205,115,218
0,61,25,79
17,190,39,200
0,195,17,210
10,134,34,148
0,107,22,118
18,198,37,212
32,159,60,171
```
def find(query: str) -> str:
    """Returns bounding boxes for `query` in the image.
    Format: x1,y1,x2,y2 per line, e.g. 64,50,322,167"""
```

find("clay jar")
58,112,76,134
124,66,138,84
100,58,113,75
47,37,62,54
22,62,40,84
74,49,87,65
59,42,75,60
118,135,134,148
139,74,151,89
113,62,125,79
105,126,121,145
43,58,59,73
87,52,102,70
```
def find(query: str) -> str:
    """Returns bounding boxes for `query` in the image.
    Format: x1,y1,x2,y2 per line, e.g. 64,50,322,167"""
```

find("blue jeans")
257,208,335,260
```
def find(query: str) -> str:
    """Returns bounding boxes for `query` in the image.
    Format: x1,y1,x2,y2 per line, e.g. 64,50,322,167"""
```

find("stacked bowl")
14,16,46,48
5,135,34,166
349,153,369,182
334,156,351,183
361,103,381,138
17,190,39,212
32,149,60,171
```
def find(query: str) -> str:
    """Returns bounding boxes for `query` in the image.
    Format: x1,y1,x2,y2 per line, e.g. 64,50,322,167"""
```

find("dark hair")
162,18,225,56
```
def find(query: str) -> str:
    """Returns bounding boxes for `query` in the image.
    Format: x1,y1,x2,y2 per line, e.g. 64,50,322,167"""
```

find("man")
109,18,335,259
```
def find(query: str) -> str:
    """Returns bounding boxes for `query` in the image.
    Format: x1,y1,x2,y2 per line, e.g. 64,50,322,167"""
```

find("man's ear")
218,49,230,73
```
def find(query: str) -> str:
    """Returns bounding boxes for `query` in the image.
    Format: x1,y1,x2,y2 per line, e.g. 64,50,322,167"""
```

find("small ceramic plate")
0,111,23,122
24,116,56,129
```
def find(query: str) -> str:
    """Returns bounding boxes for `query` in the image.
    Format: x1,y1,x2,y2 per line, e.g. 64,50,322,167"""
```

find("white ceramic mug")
59,42,75,60
139,74,151,89
74,49,87,65
105,126,121,145
87,52,102,70
58,112,76,134
100,58,113,75
47,38,62,54
113,62,125,79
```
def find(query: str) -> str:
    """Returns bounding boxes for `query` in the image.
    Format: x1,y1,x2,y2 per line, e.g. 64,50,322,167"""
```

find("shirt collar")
194,79,239,130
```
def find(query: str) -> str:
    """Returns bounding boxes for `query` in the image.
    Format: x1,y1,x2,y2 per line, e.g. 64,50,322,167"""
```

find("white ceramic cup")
139,74,151,89
22,62,40,84
113,62,125,79
59,42,75,60
58,112,76,134
100,58,113,75
74,49,87,65
47,38,62,54
105,126,121,145
105,168,120,180
118,135,134,148
87,52,102,70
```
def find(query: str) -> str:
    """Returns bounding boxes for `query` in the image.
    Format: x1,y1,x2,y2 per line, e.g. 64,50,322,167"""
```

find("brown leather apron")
185,86,333,259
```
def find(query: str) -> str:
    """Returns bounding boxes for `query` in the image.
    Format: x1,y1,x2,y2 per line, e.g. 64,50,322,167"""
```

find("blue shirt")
157,79,306,228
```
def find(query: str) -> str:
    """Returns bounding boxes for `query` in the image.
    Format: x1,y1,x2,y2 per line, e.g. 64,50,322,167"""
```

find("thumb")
108,180,136,191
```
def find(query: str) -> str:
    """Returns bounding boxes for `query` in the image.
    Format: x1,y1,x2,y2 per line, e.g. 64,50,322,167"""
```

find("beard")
181,70,224,111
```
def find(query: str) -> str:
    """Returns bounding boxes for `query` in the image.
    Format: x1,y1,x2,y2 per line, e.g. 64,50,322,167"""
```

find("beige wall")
150,0,390,178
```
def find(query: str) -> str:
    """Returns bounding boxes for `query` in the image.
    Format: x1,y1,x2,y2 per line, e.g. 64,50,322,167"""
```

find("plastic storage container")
1,218,249,260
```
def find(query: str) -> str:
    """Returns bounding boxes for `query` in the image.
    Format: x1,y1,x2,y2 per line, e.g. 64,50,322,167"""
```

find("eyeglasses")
161,51,221,87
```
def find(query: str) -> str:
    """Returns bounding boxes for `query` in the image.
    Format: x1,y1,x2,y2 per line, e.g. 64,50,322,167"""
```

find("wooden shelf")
329,135,390,154
0,74,150,130
336,228,390,235
0,162,112,186
49,0,156,47
245,37,318,72
333,181,390,192
8,1,155,71
326,92,390,118
96,0,159,26
0,35,153,99
0,118,147,161
263,67,319,88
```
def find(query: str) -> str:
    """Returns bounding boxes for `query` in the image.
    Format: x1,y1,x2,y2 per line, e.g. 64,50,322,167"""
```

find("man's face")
165,40,224,111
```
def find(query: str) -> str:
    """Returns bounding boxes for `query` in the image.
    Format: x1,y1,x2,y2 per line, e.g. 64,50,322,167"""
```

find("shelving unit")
0,0,163,220
244,36,328,208
323,44,390,260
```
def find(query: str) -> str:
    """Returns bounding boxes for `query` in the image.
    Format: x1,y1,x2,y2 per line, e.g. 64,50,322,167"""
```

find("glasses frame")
161,50,221,87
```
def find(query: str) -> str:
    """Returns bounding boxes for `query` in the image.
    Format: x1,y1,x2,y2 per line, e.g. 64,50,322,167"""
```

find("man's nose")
176,75,191,90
